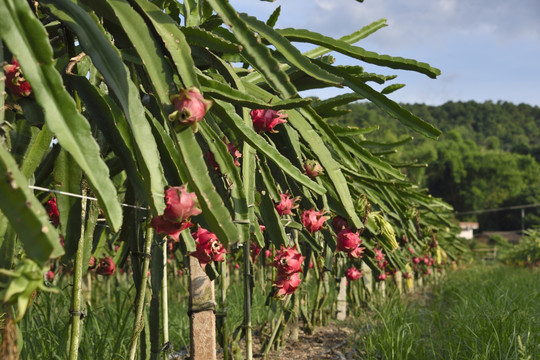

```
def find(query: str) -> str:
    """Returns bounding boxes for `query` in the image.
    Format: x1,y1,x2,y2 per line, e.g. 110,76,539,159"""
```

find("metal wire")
29,185,148,211
456,203,540,215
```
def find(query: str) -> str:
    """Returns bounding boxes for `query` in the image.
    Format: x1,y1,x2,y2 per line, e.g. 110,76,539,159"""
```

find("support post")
405,274,414,293
1,306,18,360
377,280,386,298
394,271,403,294
416,275,423,289
189,257,216,360
336,277,347,321
361,262,372,300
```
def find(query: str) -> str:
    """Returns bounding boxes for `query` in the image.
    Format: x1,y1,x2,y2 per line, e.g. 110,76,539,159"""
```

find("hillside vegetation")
332,101,540,231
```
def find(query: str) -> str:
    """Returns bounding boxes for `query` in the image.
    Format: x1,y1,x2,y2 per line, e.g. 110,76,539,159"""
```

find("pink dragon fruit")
96,257,116,276
163,186,201,223
337,228,361,253
272,246,305,275
274,272,302,297
332,216,349,233
345,266,363,281
4,58,32,98
303,160,324,178
301,209,328,233
250,109,287,133
46,197,60,227
169,87,213,130
275,192,299,216
190,227,226,268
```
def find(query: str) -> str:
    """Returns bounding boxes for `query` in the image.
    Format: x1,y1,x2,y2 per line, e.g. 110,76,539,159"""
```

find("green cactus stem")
161,243,169,360
242,236,253,360
218,260,229,360
68,186,87,360
262,295,292,358
129,225,154,360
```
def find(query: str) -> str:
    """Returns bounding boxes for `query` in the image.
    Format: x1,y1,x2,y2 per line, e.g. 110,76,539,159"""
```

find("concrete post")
377,279,386,298
394,271,403,294
361,262,372,300
336,277,348,321
189,257,216,360
416,275,423,289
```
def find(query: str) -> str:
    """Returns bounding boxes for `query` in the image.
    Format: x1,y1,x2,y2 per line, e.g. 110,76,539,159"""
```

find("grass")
16,264,540,359
18,269,195,359
20,276,145,359
17,266,278,359
354,265,540,360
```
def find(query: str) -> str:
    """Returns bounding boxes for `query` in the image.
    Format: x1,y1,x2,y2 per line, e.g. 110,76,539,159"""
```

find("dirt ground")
172,320,363,360
175,289,436,360
220,321,363,360
253,324,360,360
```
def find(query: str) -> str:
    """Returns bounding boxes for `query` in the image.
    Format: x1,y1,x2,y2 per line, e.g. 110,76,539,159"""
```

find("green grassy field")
354,265,540,360
18,268,275,359
17,264,540,359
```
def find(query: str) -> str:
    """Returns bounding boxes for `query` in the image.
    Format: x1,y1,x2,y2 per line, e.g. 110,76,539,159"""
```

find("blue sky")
229,0,540,106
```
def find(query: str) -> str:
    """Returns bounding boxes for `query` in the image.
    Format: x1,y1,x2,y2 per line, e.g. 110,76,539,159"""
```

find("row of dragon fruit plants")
0,0,468,358
41,185,456,295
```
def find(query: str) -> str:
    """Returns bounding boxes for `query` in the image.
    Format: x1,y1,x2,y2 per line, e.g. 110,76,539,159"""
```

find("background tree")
332,101,540,231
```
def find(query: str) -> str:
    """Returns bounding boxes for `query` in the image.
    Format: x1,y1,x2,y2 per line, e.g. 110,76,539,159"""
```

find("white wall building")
459,222,479,240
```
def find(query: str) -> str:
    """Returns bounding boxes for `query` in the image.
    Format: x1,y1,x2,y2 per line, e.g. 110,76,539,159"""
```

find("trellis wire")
29,185,149,211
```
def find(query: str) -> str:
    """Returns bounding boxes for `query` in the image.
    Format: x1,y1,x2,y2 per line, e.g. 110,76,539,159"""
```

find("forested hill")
337,101,540,158
331,100,540,231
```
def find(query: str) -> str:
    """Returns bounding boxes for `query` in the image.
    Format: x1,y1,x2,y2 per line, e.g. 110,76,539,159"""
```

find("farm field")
2,0,539,359
17,264,539,360
352,265,540,360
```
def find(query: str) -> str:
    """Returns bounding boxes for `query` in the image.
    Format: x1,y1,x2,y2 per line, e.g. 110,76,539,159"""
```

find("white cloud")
245,0,540,46
228,0,540,106
314,0,336,12
439,0,456,14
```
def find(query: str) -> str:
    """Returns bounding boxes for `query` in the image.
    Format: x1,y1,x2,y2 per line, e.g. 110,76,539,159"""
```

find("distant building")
459,222,479,240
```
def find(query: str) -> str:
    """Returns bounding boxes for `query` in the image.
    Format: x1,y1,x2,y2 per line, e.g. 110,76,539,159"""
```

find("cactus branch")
68,186,87,360
129,225,154,360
